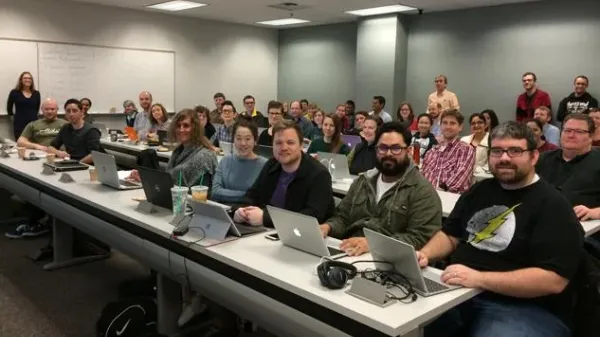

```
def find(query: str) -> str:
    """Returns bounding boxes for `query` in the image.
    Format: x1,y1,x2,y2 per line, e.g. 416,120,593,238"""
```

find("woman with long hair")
526,119,558,152
396,102,418,132
129,109,217,187
481,109,499,132
6,71,41,140
311,110,325,140
307,114,350,155
461,113,490,173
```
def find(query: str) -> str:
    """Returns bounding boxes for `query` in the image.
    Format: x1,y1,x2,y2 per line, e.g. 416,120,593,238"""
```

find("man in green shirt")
17,97,66,150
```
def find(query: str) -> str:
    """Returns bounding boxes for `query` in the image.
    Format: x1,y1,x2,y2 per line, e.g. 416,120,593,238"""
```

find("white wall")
0,0,278,113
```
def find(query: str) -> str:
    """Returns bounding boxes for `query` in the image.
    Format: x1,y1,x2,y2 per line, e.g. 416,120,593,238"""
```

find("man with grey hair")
419,121,583,337
17,97,66,151
134,91,153,139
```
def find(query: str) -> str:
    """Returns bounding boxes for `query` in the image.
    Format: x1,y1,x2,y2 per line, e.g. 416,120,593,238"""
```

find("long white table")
0,152,481,337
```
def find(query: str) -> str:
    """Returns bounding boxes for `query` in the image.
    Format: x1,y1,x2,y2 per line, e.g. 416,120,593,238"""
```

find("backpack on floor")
96,297,157,337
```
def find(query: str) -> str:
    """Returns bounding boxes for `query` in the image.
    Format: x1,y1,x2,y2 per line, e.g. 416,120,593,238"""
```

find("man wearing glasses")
421,110,475,194
258,100,284,146
240,95,268,128
537,113,600,223
419,121,583,337
319,122,442,256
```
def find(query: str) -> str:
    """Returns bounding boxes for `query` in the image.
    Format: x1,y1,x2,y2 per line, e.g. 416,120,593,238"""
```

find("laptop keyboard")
119,179,141,187
327,246,345,255
424,277,449,293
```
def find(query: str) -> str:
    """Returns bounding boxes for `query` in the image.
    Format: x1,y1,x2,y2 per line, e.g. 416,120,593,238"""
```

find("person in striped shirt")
421,110,475,194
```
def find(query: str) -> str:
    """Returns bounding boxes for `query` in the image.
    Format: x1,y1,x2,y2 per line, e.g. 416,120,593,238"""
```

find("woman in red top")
526,118,558,152
396,102,418,132
589,108,600,147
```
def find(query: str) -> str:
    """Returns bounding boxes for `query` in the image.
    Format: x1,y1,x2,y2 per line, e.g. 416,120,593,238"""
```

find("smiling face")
234,126,256,157
399,104,411,120
244,97,255,112
214,96,225,109
526,121,542,143
175,116,192,144
273,128,302,167
522,74,536,91
533,108,551,125
221,104,236,124
313,111,324,126
574,76,588,96
268,107,283,126
561,118,592,153
197,110,208,127
417,116,432,135
322,116,336,138
139,92,152,111
470,115,486,135
362,119,377,143
20,72,33,89
354,114,366,129
336,105,346,118
428,103,440,119
41,99,58,121
489,138,537,185
290,101,302,119
152,105,165,123
590,111,600,131
81,99,91,114
375,132,411,177
441,115,462,141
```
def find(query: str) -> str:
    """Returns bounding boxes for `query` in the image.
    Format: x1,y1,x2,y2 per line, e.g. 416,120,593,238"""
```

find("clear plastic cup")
89,168,98,182
46,153,56,164
17,147,26,159
171,186,189,214
191,185,209,202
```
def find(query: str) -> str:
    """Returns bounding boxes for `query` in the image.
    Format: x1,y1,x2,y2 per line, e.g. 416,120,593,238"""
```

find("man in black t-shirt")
419,122,583,337
48,98,102,165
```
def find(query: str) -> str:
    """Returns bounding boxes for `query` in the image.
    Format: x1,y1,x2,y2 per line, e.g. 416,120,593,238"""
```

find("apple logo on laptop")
293,228,301,237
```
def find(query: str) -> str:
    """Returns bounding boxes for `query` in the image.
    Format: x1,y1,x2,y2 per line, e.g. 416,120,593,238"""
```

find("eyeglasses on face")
562,128,590,135
488,147,531,158
376,144,408,155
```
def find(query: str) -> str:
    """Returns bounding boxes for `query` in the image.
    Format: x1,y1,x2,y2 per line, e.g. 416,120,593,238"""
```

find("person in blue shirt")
533,106,559,146
211,119,267,203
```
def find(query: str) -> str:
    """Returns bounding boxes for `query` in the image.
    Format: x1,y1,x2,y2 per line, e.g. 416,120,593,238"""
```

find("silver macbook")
91,151,142,190
267,206,346,258
189,200,265,240
364,228,460,297
317,152,353,181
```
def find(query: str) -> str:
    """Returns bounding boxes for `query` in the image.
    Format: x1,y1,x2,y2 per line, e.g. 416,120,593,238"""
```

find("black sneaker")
21,223,51,237
5,224,31,239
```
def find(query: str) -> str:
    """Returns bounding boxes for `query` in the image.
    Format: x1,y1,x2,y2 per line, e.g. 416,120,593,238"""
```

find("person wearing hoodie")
557,75,599,123
319,122,442,256
347,116,378,175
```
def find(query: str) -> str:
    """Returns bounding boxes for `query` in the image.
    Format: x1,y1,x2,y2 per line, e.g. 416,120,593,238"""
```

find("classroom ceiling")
70,0,541,27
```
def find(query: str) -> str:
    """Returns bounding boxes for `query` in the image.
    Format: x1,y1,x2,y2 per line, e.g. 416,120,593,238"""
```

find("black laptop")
157,130,168,145
138,167,175,210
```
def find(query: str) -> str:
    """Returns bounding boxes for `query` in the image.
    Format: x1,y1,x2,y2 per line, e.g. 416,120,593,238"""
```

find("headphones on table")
317,260,358,290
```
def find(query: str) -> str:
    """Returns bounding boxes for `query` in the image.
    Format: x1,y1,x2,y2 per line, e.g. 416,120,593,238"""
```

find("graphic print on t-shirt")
466,203,521,252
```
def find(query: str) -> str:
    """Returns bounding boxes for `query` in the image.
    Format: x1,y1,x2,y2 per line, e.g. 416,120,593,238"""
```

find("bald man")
134,91,153,139
17,98,67,151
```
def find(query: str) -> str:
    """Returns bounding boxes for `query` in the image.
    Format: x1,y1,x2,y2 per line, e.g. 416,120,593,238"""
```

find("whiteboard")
0,40,39,115
38,43,175,113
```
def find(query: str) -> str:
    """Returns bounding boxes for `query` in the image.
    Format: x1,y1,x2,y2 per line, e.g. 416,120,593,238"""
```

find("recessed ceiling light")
147,1,207,12
345,4,417,16
256,18,311,26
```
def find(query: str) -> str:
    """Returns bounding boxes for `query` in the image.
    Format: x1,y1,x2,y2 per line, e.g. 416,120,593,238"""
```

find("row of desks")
0,148,481,337
100,138,600,237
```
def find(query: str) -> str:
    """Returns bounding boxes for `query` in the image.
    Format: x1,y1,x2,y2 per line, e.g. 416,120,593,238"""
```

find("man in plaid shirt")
421,110,475,194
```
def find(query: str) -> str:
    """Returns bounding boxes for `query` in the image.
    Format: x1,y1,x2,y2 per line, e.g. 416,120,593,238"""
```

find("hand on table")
128,169,141,182
574,205,600,221
340,237,369,256
441,264,483,288
245,207,264,226
36,145,48,152
56,151,69,159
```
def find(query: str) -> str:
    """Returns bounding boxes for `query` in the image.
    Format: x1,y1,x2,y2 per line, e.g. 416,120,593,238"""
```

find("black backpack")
96,296,157,337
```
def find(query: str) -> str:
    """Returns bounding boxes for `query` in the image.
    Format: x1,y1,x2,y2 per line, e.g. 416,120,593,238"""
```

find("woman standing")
396,102,418,132
461,113,490,173
411,114,438,163
307,114,350,155
311,110,325,140
526,119,559,152
6,72,41,140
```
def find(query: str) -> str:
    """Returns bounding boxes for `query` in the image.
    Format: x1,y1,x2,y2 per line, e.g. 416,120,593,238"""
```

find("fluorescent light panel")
147,1,207,11
345,4,416,16
256,18,310,26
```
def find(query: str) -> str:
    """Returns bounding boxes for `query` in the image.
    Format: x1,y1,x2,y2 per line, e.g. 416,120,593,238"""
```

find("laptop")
138,167,173,210
267,206,346,258
255,145,274,159
91,151,143,190
342,135,362,149
364,228,460,297
317,152,353,181
190,200,265,240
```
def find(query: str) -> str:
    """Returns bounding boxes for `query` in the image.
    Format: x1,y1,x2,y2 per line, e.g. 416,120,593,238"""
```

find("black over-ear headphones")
317,260,358,289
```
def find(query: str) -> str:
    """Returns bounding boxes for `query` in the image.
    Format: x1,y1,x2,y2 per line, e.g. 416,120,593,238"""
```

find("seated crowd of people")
5,70,600,337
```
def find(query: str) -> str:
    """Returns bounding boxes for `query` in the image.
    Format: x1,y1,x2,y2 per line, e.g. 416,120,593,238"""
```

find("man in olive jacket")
320,122,442,256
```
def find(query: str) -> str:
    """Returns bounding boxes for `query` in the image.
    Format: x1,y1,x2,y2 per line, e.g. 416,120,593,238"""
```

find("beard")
375,156,410,177
490,161,530,184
